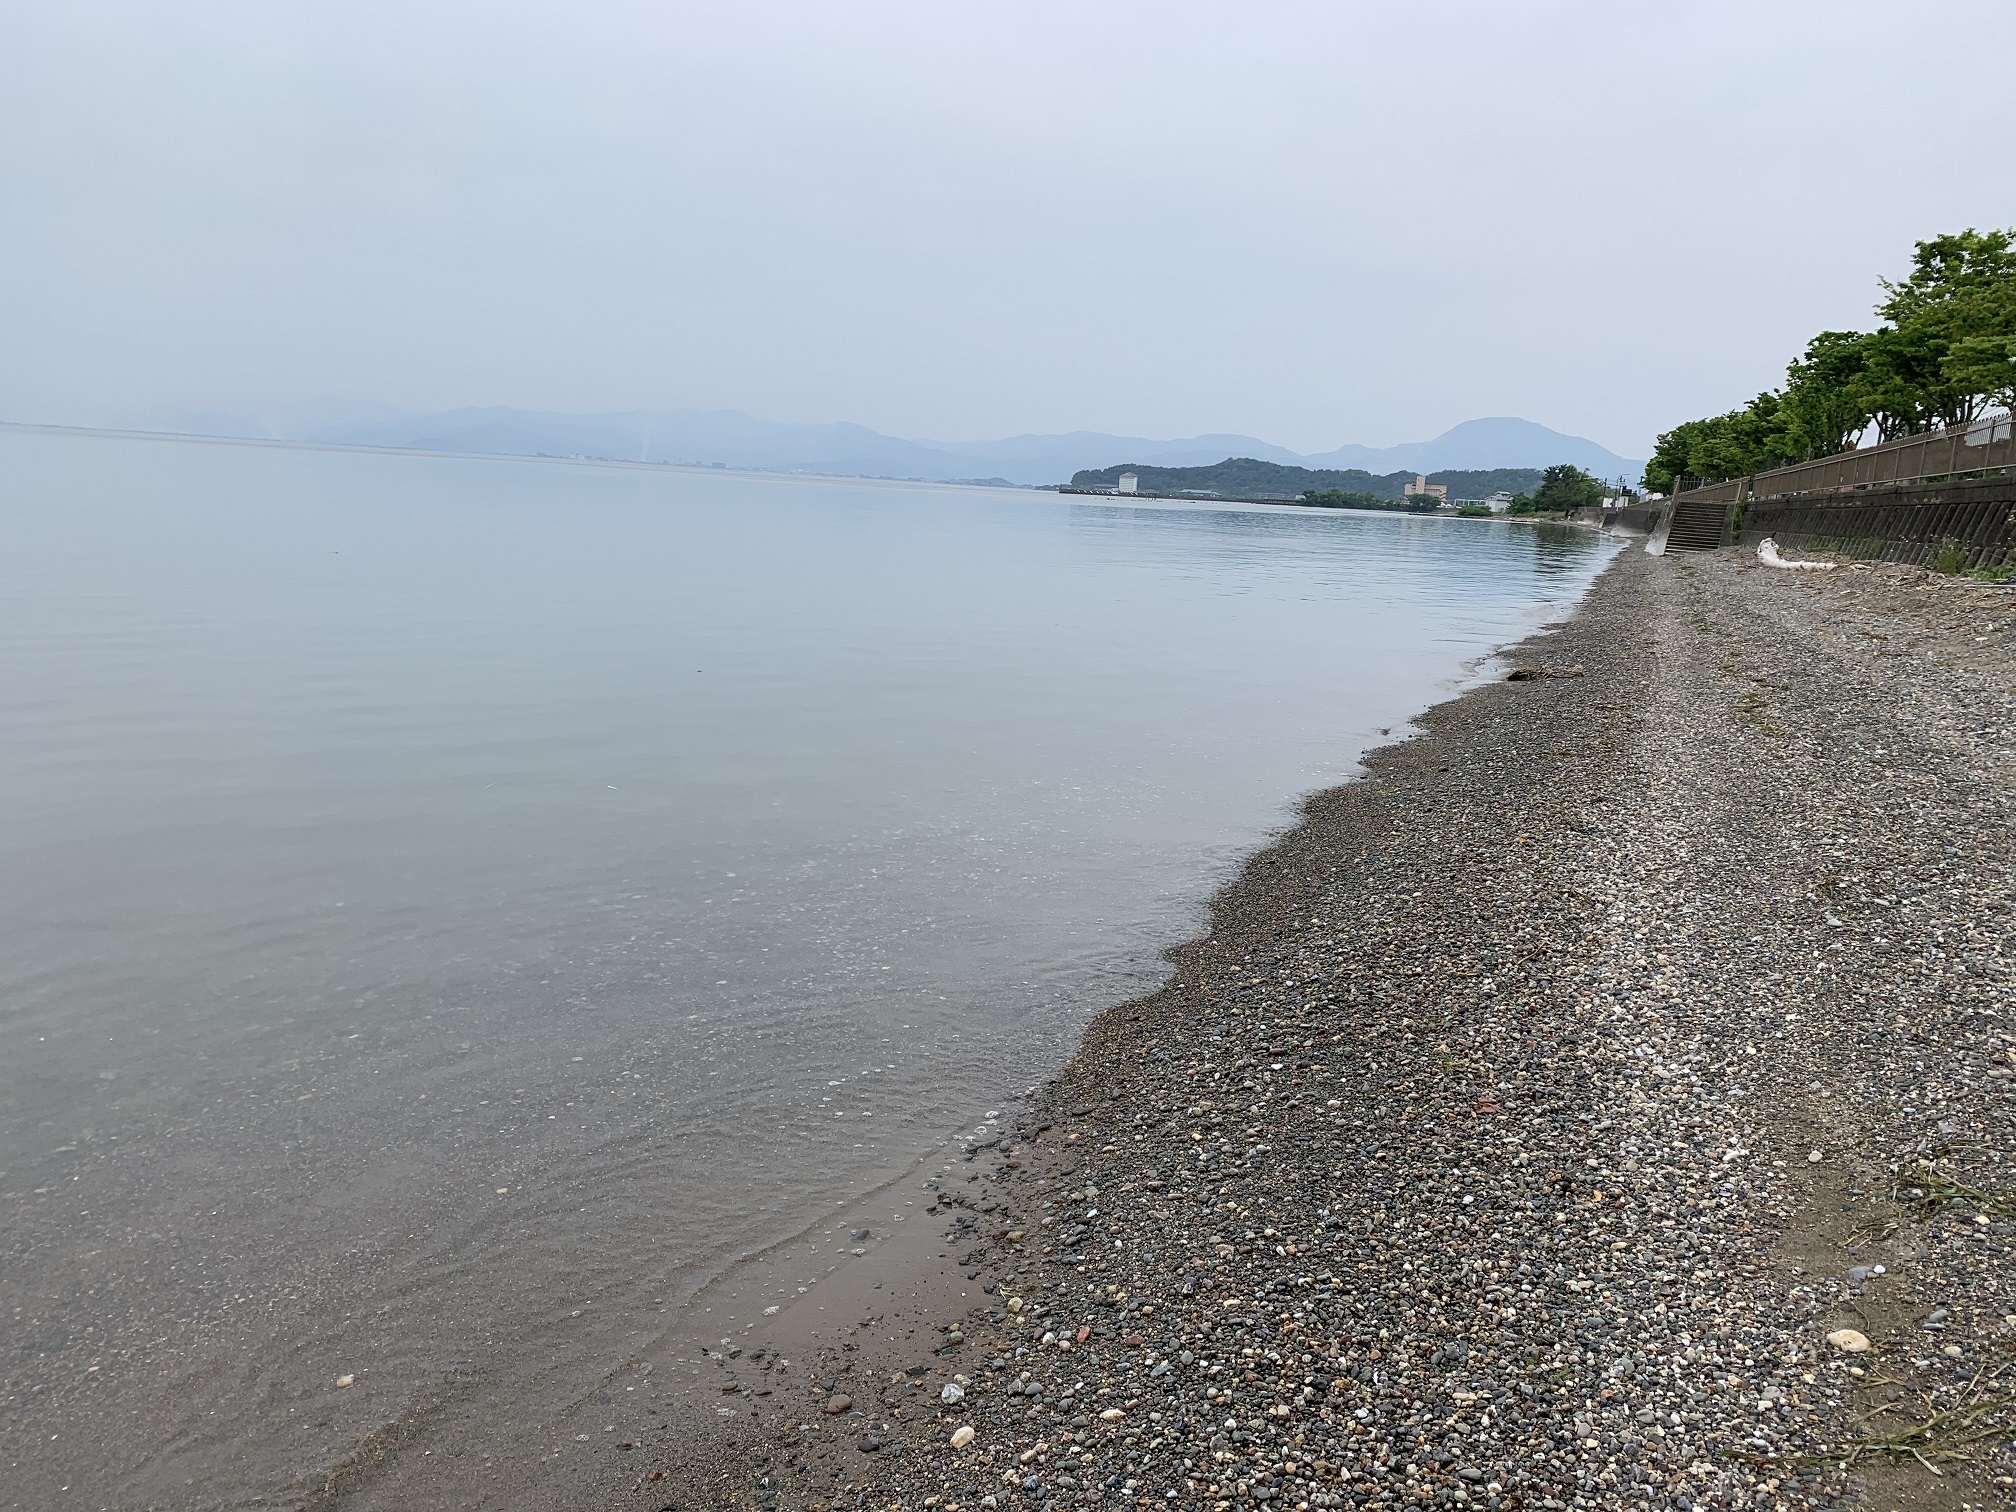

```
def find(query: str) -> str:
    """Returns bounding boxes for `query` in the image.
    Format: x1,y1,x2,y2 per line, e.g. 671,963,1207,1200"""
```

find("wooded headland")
1068,458,1548,504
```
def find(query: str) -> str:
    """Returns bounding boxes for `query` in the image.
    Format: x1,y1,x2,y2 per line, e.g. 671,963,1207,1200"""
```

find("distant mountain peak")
1303,418,1640,480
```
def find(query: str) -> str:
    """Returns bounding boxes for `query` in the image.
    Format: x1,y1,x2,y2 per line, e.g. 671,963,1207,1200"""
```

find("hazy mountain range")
96,405,1644,486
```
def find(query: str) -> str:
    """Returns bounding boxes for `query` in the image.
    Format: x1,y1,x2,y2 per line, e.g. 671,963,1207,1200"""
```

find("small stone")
1099,1407,1124,1421
940,1383,965,1404
1943,1344,1963,1357
1807,1150,1824,1163
823,1394,853,1414
335,1374,354,1388
1826,1329,1871,1353
950,1424,976,1449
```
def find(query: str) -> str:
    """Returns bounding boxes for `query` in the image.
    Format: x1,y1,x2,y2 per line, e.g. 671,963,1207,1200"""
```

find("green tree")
1298,486,1397,510
1644,398,1789,490
1777,331,1872,457
1944,329,2016,415
1644,419,1711,494
1855,322,1944,440
1687,394,1789,480
1929,236,2016,413
1507,466,1606,515
1642,228,2016,489
1529,463,1607,514
1871,228,2016,431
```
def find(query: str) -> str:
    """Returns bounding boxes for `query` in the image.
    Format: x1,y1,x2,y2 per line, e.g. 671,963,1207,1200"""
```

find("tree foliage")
1644,229,2016,492
1299,487,1437,512
1506,464,1606,515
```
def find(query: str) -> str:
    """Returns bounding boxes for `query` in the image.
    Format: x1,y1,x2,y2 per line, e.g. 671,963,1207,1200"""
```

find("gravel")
656,547,2016,1512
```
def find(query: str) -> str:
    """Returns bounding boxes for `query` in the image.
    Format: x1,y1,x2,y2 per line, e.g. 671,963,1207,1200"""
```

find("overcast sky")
5,1,2013,458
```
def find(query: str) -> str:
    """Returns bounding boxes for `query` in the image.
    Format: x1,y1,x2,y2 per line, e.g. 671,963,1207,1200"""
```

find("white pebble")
949,1424,975,1449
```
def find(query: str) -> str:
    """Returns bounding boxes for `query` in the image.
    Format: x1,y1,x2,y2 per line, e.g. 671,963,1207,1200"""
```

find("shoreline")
1053,481,1603,530
0,424,1624,1512
645,546,2016,1512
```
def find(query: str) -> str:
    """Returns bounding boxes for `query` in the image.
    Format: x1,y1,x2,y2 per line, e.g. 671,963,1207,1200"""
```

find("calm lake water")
0,427,1611,1508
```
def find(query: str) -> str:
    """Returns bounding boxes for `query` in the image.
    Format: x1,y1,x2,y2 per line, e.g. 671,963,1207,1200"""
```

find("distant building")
1402,474,1448,503
1486,490,1514,513
1117,472,1139,495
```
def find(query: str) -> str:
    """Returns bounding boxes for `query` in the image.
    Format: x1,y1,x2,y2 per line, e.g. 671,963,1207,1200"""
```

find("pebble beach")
655,545,2016,1512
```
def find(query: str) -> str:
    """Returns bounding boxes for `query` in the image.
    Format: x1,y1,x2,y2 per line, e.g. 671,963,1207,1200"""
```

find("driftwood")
1758,536,1837,571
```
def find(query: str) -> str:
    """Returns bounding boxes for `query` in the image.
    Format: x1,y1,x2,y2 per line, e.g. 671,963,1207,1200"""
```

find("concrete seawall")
1739,474,2016,572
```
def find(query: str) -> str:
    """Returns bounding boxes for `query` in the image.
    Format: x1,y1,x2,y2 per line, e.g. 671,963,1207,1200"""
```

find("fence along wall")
1672,409,2015,506
1670,408,2016,567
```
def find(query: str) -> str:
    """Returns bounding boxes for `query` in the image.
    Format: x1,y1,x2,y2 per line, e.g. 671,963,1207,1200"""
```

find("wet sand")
639,547,2016,1512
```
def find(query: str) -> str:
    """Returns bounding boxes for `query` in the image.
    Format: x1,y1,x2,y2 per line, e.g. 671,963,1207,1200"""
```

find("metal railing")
1669,475,1746,505
1672,408,2015,504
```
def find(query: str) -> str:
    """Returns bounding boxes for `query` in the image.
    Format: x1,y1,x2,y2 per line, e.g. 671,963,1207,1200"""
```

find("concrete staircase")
1665,496,1734,551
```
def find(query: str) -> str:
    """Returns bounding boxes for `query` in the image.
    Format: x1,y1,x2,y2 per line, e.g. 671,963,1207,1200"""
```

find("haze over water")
0,427,1610,1507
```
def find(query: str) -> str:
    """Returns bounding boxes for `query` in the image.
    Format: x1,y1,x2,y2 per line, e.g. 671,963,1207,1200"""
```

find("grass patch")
1893,1163,2016,1221
1844,1372,2016,1475
1844,1212,1900,1251
1742,1370,2016,1478
1930,537,1972,575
